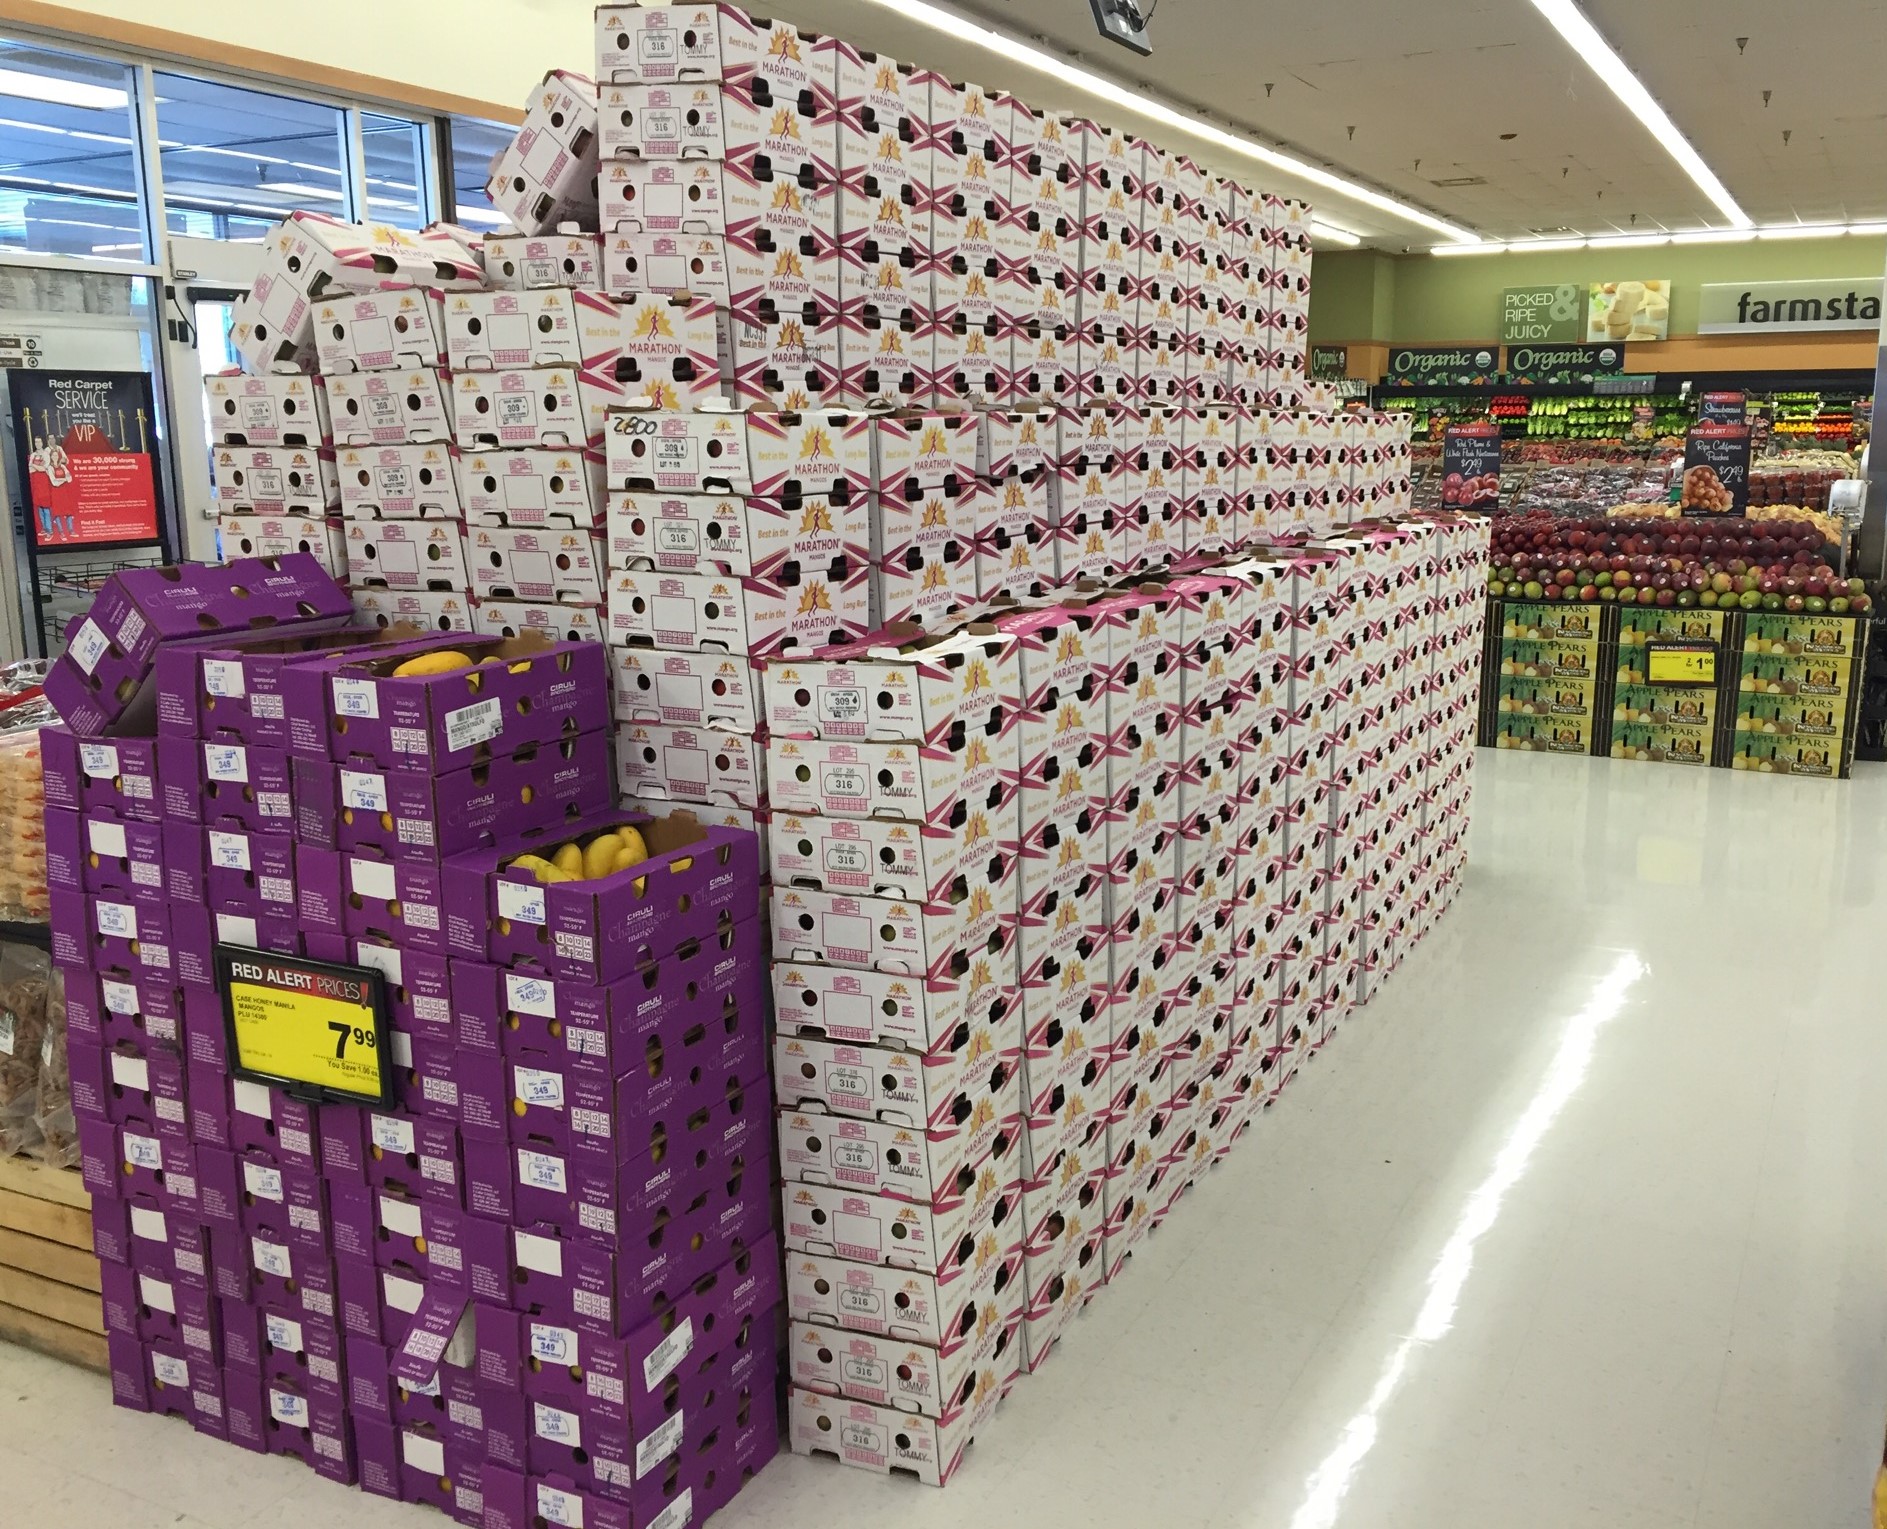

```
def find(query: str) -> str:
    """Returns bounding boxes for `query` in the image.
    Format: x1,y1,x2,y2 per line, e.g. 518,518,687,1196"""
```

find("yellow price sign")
1645,643,1717,686
215,947,392,1105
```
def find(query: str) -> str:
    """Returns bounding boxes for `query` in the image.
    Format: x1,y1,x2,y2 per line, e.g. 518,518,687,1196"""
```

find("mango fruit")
614,827,650,868
581,834,621,879
392,650,474,678
552,842,584,877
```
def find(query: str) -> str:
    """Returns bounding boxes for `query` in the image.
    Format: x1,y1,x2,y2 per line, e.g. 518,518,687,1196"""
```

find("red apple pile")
1485,511,1870,615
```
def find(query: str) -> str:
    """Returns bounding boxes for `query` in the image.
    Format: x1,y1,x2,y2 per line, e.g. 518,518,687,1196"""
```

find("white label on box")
69,617,111,675
380,1194,425,1239
384,1272,425,1314
341,770,389,812
96,900,137,939
217,913,259,948
534,1401,581,1446
515,1066,565,1108
497,879,547,926
203,659,247,698
208,830,252,871
505,972,557,1019
371,1113,416,1155
332,677,380,718
204,744,249,783
123,1132,162,1171
270,1389,310,1428
79,742,120,778
444,697,504,753
101,978,140,1014
151,1352,191,1388
244,1160,285,1202
537,1484,584,1529
635,1409,686,1478
819,687,865,725
390,1031,414,1067
130,1204,167,1242
349,857,398,901
88,819,128,860
641,1316,693,1389
402,1431,446,1476
515,1230,563,1277
529,1322,577,1364
648,1489,692,1529
232,1078,273,1119
110,1052,150,1093
266,1312,305,1352
518,1148,569,1194
355,942,403,983
139,1272,176,1313
252,1237,293,1278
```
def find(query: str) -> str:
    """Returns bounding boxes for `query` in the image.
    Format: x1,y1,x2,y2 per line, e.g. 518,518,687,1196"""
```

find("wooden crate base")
0,1156,104,1372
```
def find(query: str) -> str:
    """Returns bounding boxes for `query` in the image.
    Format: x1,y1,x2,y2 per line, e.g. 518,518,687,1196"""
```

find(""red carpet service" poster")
11,369,162,548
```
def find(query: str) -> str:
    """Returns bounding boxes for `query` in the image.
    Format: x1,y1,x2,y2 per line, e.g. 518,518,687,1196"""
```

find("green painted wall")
1309,236,1887,343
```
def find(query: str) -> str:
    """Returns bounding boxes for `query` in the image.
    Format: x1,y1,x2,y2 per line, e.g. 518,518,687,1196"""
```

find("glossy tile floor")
5,749,1887,1528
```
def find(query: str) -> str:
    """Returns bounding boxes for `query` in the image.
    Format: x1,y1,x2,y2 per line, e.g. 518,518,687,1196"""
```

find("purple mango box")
240,1223,339,1317
50,886,180,983
319,1105,464,1208
479,1468,634,1529
195,1145,329,1254
355,1418,480,1515
47,553,350,737
91,1191,211,1285
67,1035,191,1148
228,1075,323,1174
101,1257,217,1352
108,1330,228,1439
157,735,296,831
623,1239,781,1412
153,625,418,746
223,1364,355,1482
62,966,182,1055
44,808,166,898
272,630,497,759
346,1333,481,1440
498,1316,781,1507
444,806,759,983
284,632,609,769
293,729,613,860
460,1108,770,1248
186,1055,233,1149
160,821,298,919
40,727,162,821
329,1177,476,1287
303,932,451,1038
336,1216,509,1347
449,915,764,1072
222,1297,347,1403
179,979,226,1069
297,844,447,952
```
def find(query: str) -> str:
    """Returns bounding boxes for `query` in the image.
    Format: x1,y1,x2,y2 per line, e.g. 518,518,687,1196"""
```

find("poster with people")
9,369,163,548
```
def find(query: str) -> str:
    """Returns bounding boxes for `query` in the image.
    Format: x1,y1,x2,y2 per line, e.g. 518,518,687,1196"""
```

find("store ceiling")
783,0,1887,247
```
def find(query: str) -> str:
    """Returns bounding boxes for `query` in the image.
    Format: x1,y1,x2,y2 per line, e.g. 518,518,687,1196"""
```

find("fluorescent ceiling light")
1431,218,1887,254
852,0,1478,242
1309,220,1362,247
1527,0,1749,229
257,179,345,202
453,204,506,227
0,68,127,112
89,242,142,254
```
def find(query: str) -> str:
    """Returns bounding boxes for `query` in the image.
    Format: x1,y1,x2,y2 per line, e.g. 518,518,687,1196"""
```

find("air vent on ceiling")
1428,175,1486,188
1528,225,1577,235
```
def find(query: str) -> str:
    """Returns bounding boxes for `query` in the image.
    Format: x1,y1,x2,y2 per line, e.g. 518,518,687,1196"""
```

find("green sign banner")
1502,284,1583,344
1383,345,1501,387
1310,345,1348,380
1505,343,1627,384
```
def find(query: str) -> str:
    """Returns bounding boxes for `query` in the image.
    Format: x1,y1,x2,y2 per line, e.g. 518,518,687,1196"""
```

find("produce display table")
0,1154,104,1371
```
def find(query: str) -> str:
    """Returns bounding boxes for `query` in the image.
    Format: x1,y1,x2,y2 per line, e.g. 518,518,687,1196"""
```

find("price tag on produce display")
214,946,393,1106
1645,641,1718,686
1699,391,1748,425
1680,424,1752,516
1441,423,1502,510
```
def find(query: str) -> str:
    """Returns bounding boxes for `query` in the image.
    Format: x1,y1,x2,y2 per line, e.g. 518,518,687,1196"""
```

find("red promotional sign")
13,369,162,548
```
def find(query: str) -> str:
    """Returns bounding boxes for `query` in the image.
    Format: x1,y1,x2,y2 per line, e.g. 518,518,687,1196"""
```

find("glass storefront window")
156,72,349,233
447,115,514,231
362,111,428,228
0,41,144,260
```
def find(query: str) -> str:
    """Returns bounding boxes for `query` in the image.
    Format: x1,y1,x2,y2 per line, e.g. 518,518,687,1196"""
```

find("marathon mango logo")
967,885,994,920
876,327,904,356
875,195,904,227
919,498,951,529
629,304,675,340
1055,899,1080,930
975,1229,1001,1270
872,62,899,92
776,317,806,351
770,183,803,214
965,274,988,303
1062,958,1086,990
921,561,950,592
796,584,832,616
1056,767,1082,802
963,811,990,847
1060,1151,1083,1188
1055,701,1084,735
1009,544,1030,570
798,502,834,535
1003,480,1026,512
773,249,805,281
1057,837,1080,869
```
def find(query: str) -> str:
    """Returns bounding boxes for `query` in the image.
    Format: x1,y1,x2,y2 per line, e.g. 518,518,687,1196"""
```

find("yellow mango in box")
392,649,475,678
552,842,585,877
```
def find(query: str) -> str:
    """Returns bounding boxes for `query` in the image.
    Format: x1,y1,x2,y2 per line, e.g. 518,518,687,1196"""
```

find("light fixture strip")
1432,220,1887,254
1527,0,1750,229
852,0,1478,241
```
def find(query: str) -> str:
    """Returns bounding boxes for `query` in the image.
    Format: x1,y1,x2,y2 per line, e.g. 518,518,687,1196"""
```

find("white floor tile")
7,750,1887,1529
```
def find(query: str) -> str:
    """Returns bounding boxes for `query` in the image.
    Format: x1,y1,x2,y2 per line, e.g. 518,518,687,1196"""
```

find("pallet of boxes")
41,549,781,1526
